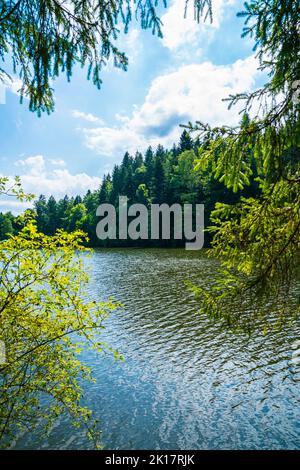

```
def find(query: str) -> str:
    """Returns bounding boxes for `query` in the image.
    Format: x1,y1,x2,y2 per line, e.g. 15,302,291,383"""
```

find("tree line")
0,129,259,247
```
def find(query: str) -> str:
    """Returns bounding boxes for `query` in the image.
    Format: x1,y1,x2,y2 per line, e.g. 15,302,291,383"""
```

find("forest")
0,129,259,247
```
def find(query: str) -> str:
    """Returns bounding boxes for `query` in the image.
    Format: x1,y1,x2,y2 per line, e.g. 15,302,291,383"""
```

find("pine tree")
34,195,48,233
120,152,135,201
110,165,122,206
186,0,300,331
73,195,83,206
0,213,14,240
151,145,166,203
179,130,193,152
45,195,58,235
99,175,112,203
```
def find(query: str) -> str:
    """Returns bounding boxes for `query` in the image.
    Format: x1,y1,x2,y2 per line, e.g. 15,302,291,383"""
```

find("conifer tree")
185,0,300,331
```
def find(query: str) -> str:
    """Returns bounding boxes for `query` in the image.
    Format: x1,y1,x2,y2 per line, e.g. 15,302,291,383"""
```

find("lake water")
16,249,300,449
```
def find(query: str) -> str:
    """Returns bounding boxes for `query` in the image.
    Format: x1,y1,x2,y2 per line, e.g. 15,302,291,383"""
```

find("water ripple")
17,249,300,450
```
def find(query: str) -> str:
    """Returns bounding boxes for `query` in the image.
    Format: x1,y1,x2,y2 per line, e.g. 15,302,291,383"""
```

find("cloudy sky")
0,0,263,213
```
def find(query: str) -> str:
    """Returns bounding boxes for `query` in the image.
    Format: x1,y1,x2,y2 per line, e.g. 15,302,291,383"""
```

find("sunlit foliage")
0,182,120,447
185,0,300,331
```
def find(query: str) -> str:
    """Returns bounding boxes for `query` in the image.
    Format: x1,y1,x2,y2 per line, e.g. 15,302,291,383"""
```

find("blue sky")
0,0,262,213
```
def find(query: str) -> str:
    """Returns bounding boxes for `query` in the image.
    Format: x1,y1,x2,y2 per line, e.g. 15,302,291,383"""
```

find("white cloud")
123,29,141,61
49,158,66,167
9,77,23,95
115,113,130,124
15,156,101,197
161,0,237,51
0,156,101,214
71,109,104,124
0,200,30,215
81,55,260,157
0,77,23,104
15,155,46,175
102,27,142,75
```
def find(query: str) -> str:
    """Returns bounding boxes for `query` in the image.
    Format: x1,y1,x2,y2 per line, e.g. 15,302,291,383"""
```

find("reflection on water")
16,249,300,449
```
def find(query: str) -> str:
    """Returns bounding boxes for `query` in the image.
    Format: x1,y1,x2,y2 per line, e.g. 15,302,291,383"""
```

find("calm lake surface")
16,249,300,449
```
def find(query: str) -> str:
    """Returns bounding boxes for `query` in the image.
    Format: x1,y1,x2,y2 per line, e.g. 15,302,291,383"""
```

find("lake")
15,249,300,449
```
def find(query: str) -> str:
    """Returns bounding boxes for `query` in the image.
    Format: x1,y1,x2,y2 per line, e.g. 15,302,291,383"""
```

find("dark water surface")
16,249,300,449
